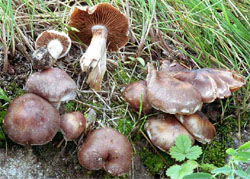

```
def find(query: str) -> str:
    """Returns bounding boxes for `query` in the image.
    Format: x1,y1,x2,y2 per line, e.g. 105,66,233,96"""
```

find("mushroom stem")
47,39,63,60
80,25,108,91
80,25,107,72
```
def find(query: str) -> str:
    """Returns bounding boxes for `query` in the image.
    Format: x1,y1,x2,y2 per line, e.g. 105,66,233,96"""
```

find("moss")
200,116,237,167
63,101,86,113
5,81,25,98
115,118,134,136
139,147,169,175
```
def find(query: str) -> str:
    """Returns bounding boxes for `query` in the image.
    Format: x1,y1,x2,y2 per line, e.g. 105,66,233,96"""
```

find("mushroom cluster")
3,22,132,176
124,61,245,151
3,67,78,145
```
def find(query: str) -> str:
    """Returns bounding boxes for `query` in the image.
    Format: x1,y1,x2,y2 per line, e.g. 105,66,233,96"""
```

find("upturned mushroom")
161,61,245,103
33,30,71,69
3,93,60,145
144,114,195,152
146,64,203,115
78,127,132,176
123,80,152,114
25,67,77,109
68,3,128,91
60,111,86,141
175,111,216,144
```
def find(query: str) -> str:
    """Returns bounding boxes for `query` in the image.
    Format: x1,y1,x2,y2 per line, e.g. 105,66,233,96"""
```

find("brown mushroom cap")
78,127,132,176
68,3,128,51
3,93,60,145
144,114,195,152
175,111,216,144
25,68,77,107
171,68,245,103
160,60,188,74
123,80,152,114
146,65,202,114
35,30,71,59
60,112,86,141
203,68,245,92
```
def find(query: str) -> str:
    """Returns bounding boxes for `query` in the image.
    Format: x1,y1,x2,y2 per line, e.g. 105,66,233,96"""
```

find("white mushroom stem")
47,39,63,60
80,25,107,71
80,25,108,91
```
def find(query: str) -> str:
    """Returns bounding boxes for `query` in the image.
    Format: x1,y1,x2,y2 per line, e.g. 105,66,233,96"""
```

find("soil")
0,142,153,179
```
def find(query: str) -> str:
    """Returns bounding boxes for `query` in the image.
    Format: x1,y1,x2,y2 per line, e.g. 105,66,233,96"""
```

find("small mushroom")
33,30,71,69
60,112,86,141
146,64,203,114
78,127,132,176
68,3,128,91
175,111,216,144
144,114,195,152
123,80,152,114
3,93,60,145
25,67,77,109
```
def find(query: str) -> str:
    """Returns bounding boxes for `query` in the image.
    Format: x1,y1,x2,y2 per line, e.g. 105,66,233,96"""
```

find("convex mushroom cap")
25,67,77,108
123,80,152,114
78,127,132,176
60,112,86,141
33,30,71,69
3,93,60,145
146,64,203,115
175,111,216,144
68,3,128,91
144,114,195,152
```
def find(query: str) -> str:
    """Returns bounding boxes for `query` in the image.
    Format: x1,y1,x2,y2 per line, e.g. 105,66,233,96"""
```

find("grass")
0,0,250,178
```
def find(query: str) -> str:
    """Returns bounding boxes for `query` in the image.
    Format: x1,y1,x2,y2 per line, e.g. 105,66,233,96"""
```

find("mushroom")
160,61,245,103
68,3,128,91
25,67,77,109
146,64,203,114
175,111,216,144
202,68,245,92
144,114,195,152
60,112,86,141
78,127,132,176
123,80,152,114
3,93,60,145
32,30,71,69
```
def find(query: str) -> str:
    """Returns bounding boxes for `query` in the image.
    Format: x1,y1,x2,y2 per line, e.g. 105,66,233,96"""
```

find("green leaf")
170,146,187,161
211,166,232,175
235,170,250,179
166,161,196,179
226,148,236,156
170,134,202,161
186,146,202,160
246,167,250,175
136,57,145,66
238,141,250,151
236,151,250,160
166,165,182,179
175,134,192,150
166,161,197,179
183,173,212,179
0,88,10,102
